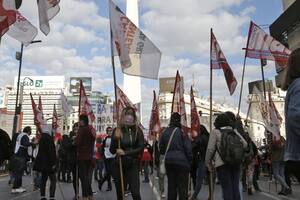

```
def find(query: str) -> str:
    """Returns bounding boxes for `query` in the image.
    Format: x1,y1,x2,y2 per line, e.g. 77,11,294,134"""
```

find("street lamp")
12,40,42,135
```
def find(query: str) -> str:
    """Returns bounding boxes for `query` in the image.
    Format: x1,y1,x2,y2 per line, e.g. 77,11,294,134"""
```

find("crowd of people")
0,48,300,200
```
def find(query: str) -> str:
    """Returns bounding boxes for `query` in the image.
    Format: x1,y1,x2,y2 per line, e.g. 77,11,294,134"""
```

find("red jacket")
76,125,96,161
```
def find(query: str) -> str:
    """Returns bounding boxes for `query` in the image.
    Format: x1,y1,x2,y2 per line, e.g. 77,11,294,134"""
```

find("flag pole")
237,56,247,116
208,28,214,200
260,59,267,99
110,26,125,199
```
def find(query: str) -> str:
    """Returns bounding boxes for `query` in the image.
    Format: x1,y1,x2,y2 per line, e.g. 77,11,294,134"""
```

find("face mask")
124,114,135,126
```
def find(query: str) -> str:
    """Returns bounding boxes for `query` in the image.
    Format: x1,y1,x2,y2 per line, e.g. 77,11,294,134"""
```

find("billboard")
70,77,92,94
159,77,184,93
14,76,65,90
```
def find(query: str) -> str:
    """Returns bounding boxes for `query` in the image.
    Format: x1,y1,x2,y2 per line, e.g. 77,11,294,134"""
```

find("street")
0,173,299,200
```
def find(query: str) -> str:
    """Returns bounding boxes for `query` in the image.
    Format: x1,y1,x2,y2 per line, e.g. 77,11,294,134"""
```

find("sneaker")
11,189,17,194
15,187,26,193
161,193,166,198
124,190,131,197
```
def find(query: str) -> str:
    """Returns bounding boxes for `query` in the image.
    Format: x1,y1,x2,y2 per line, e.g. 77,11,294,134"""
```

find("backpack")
0,129,12,164
218,129,245,165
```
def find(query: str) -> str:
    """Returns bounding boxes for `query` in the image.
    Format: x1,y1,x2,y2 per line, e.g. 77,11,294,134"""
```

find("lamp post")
12,40,42,135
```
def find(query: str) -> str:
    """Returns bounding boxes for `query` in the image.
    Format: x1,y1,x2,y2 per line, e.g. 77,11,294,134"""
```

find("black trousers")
78,160,93,197
165,164,189,200
285,161,300,184
40,172,56,198
112,158,141,200
99,159,113,189
12,157,26,189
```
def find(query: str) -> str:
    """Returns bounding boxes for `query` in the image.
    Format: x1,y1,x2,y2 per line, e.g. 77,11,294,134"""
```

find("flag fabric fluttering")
171,70,189,134
115,85,139,122
149,91,161,138
245,21,291,71
38,95,44,120
37,0,60,35
79,80,95,123
60,92,72,117
0,0,16,37
211,30,238,95
30,93,45,135
52,104,61,141
268,91,282,140
190,86,200,139
108,0,161,79
7,11,38,45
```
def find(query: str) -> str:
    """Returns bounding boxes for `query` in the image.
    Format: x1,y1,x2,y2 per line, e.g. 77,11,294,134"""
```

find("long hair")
119,106,138,128
281,48,300,91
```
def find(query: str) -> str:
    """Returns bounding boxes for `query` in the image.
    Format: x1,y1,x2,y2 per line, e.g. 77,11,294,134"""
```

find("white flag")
7,11,38,45
37,0,60,36
60,92,72,116
109,0,161,79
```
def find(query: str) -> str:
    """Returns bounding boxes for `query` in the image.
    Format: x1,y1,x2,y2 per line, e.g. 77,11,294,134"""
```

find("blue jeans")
192,161,207,199
272,161,289,189
217,164,241,200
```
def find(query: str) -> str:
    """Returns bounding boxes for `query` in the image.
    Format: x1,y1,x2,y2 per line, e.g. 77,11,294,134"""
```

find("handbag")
160,128,177,174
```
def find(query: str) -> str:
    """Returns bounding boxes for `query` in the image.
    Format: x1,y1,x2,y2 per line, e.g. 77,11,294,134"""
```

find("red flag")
116,85,138,122
52,104,61,141
190,86,200,139
149,91,161,138
38,96,44,120
0,0,16,37
30,93,44,136
37,0,60,35
245,21,291,71
171,70,189,134
211,30,237,95
79,80,95,123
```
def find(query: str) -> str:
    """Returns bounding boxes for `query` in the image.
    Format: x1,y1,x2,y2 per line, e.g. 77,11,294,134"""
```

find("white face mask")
124,114,135,125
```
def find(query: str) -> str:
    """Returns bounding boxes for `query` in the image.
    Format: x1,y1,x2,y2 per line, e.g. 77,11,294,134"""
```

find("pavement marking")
149,178,160,200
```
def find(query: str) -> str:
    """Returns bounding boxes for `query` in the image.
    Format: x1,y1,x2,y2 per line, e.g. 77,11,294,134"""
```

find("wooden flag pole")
208,28,214,200
110,27,125,199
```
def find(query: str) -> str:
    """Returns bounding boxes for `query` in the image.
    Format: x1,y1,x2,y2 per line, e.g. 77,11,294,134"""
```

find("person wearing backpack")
205,113,247,200
159,112,193,200
190,125,210,200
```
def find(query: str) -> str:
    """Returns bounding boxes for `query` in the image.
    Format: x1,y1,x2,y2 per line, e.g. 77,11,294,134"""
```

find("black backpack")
218,129,245,165
0,129,12,165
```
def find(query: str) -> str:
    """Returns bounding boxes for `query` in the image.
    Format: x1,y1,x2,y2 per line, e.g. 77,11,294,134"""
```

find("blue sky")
0,0,286,124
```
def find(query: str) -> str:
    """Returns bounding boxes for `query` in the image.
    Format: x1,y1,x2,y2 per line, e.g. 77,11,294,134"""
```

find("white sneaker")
161,193,166,198
15,187,26,193
11,189,17,194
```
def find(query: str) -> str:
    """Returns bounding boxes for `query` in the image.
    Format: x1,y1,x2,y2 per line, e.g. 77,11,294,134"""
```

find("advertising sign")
14,76,65,90
70,77,92,94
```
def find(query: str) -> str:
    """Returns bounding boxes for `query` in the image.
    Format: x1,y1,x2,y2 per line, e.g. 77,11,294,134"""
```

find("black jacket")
110,126,144,160
160,127,193,171
33,133,57,173
193,131,209,162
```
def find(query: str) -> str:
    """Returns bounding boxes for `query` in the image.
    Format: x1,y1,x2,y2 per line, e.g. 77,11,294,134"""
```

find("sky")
0,0,285,126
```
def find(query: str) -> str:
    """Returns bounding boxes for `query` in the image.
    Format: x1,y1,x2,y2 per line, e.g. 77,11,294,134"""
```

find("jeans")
166,164,189,200
40,172,56,198
217,164,241,200
112,158,141,200
12,157,26,189
78,160,94,197
99,159,113,190
143,161,150,181
272,161,289,189
192,161,207,199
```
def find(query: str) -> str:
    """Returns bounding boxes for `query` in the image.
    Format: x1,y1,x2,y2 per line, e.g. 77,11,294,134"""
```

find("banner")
79,80,95,123
37,0,60,35
245,21,291,72
109,0,161,79
190,86,200,138
30,93,45,135
171,70,189,134
211,30,237,95
149,91,161,138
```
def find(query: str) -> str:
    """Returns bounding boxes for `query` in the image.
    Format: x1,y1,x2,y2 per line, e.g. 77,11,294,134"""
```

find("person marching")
98,126,115,191
159,112,193,200
75,114,96,200
33,124,58,200
110,106,145,200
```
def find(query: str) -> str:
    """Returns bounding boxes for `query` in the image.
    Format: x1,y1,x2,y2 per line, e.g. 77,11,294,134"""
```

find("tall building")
270,0,300,87
6,76,66,136
124,0,142,118
0,86,13,108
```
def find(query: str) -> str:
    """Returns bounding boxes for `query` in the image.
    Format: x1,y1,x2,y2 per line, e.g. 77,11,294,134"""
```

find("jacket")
159,127,192,171
205,128,225,168
110,126,145,159
33,133,57,173
285,77,300,161
193,131,209,162
75,125,96,161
